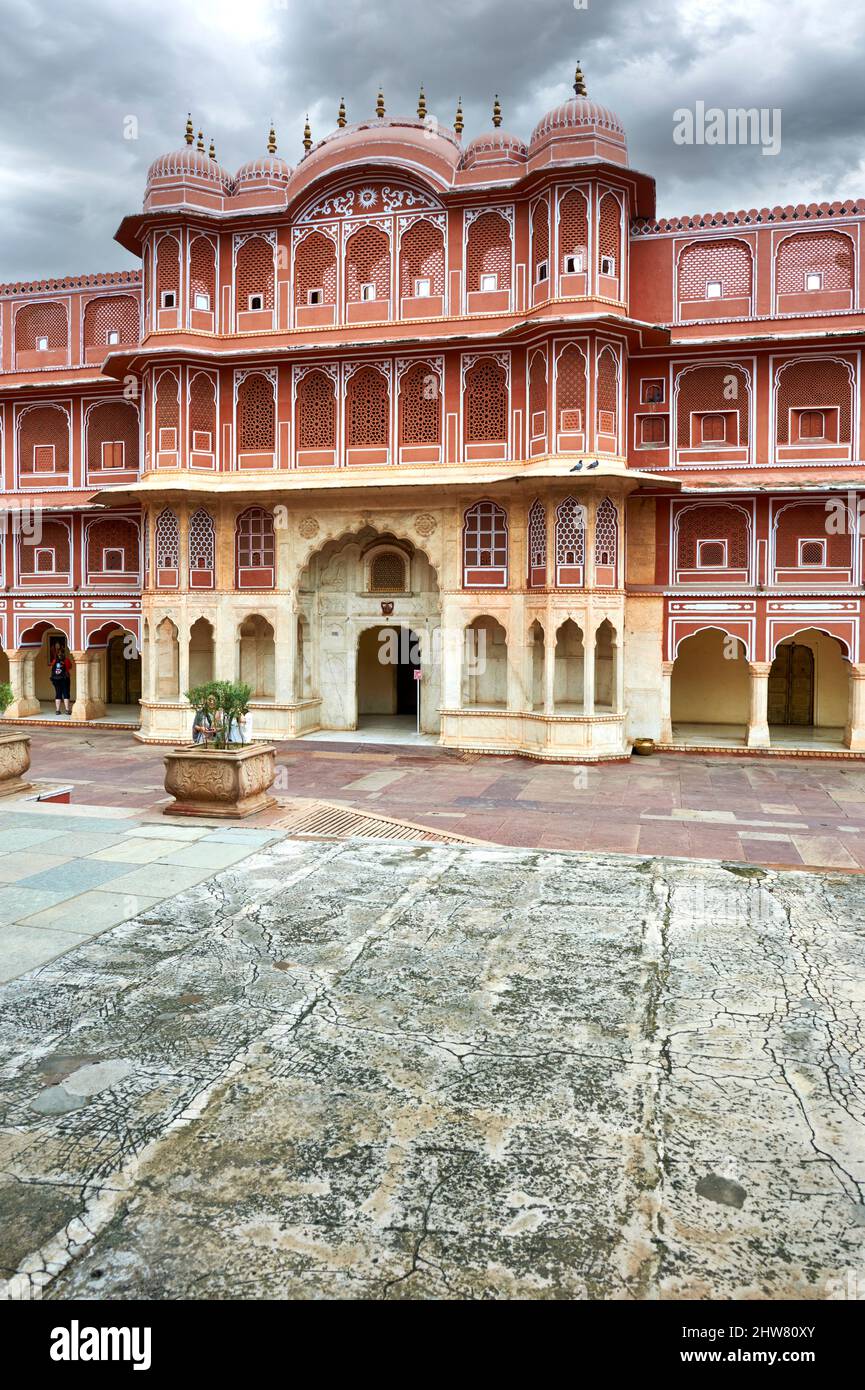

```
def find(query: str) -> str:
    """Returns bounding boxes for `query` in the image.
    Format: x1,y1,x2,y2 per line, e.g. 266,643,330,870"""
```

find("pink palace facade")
1,68,864,758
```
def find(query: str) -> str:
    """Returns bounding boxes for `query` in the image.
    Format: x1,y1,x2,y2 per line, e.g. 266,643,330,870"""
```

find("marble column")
659,659,674,743
845,663,865,751
70,652,105,721
4,650,40,717
582,623,595,717
746,662,773,748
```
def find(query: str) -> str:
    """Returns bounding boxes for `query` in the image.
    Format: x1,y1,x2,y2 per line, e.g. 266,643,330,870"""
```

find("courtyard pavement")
0,839,862,1300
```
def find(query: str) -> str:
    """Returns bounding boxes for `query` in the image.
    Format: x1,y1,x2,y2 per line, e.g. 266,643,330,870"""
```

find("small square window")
160,291,176,309
799,539,825,567
479,273,498,292
413,277,431,298
307,288,323,305
360,283,377,302
805,272,822,291
642,379,665,405
706,281,722,299
536,259,548,283
697,539,727,568
600,255,616,277
564,253,583,275
106,329,120,345
194,292,210,311
36,336,49,351
102,548,124,572
248,293,264,310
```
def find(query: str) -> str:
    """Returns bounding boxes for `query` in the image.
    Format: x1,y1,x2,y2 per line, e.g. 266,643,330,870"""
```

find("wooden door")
767,643,814,726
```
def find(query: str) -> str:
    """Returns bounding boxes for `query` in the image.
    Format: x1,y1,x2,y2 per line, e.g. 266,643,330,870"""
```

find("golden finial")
267,123,277,155
302,115,312,153
573,62,587,97
417,85,427,121
208,139,216,160
337,97,346,128
492,94,502,128
184,113,194,147
376,87,385,119
196,129,205,152
454,96,464,137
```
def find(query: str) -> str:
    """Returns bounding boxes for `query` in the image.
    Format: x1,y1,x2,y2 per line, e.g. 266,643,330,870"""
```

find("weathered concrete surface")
0,840,862,1300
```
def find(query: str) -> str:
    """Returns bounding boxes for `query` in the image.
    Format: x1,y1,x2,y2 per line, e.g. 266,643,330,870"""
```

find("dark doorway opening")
768,643,814,726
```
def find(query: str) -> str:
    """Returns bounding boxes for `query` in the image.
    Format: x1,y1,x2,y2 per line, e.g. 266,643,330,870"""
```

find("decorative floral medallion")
299,516,320,539
414,512,437,537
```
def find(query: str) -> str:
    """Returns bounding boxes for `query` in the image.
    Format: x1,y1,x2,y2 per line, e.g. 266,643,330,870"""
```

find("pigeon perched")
569,461,583,472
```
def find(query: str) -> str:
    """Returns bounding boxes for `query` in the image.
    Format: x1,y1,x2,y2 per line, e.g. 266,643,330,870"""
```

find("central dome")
529,66,628,167
531,94,625,145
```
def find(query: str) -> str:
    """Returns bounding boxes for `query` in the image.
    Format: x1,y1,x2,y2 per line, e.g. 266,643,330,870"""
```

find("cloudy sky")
1,0,863,281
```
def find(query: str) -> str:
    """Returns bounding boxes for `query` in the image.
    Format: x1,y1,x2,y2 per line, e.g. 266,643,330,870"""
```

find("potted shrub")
0,681,35,797
163,680,277,819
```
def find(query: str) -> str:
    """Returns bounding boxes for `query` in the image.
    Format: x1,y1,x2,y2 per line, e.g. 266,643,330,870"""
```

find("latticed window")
18,405,69,473
528,498,546,569
399,363,441,446
87,400,139,472
369,551,407,592
189,372,217,452
399,219,445,298
677,505,749,570
188,508,215,571
464,358,508,444
83,296,139,346
529,352,547,427
776,231,854,296
558,189,588,271
698,541,726,567
800,540,824,566
156,235,181,302
532,201,549,280
294,232,337,306
594,498,618,569
596,348,619,434
678,239,752,302
345,225,390,301
556,344,587,431
143,514,150,582
155,371,180,451
466,211,512,293
189,236,216,308
556,498,585,566
775,504,850,568
236,508,275,568
346,366,389,447
296,370,336,449
235,236,275,311
87,518,138,573
463,501,508,569
676,364,749,448
155,508,179,568
597,193,621,273
15,301,67,353
775,359,851,445
21,520,70,575
237,373,275,451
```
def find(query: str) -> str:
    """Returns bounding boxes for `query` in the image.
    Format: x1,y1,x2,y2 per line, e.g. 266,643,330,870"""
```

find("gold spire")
376,87,385,119
454,96,464,137
337,96,346,128
492,94,502,128
196,129,205,153
184,113,194,146
417,85,426,121
267,123,277,155
302,115,312,153
573,62,587,97
208,139,216,160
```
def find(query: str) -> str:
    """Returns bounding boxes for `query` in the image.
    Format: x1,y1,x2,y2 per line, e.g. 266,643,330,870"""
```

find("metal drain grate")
271,798,488,845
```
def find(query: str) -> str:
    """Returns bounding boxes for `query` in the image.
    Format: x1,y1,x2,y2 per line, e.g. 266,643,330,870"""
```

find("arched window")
86,518,139,580
188,508,216,588
556,344,587,440
86,400,139,474
295,369,336,453
155,507,179,585
678,239,753,310
369,551,407,593
83,296,139,348
776,231,854,301
463,500,508,588
155,235,181,311
19,520,71,578
18,404,70,477
294,231,337,308
675,505,750,575
466,211,512,294
189,236,216,315
154,370,180,458
399,219,445,301
399,362,441,448
596,347,619,439
775,359,852,448
528,351,547,445
555,497,585,585
676,363,750,451
701,413,726,443
345,225,390,304
15,301,68,358
462,616,508,707
531,200,550,283
558,189,588,275
464,357,508,450
594,498,618,582
346,366,389,449
597,193,621,278
774,503,851,572
527,498,546,587
188,371,217,461
236,507,275,587
237,373,275,455
235,235,275,315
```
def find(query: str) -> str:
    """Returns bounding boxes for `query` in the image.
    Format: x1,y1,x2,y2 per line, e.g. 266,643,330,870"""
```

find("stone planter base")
163,744,277,819
0,731,34,797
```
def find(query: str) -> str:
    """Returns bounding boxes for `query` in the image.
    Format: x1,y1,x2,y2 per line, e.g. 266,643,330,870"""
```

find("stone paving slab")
0,840,861,1301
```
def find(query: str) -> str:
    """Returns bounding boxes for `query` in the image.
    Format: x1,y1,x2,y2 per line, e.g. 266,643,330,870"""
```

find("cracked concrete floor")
0,839,863,1300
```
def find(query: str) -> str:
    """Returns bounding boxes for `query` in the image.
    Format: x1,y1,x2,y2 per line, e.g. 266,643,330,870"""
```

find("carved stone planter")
163,744,277,818
0,731,34,797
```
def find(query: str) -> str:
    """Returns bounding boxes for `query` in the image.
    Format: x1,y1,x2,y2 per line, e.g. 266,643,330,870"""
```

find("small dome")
531,95,625,146
234,153,293,191
460,129,528,171
146,146,233,193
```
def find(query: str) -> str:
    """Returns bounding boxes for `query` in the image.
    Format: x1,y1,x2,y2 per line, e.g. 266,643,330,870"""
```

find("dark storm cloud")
0,0,863,281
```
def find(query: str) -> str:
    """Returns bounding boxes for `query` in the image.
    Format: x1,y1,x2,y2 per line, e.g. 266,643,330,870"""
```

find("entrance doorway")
106,632,143,705
768,643,814,726
357,626,419,725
